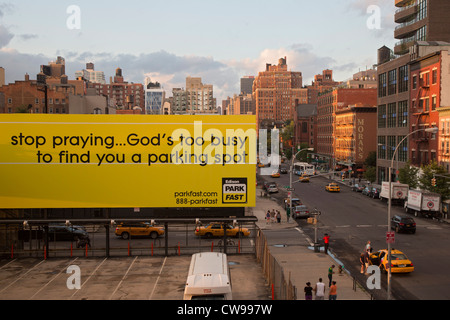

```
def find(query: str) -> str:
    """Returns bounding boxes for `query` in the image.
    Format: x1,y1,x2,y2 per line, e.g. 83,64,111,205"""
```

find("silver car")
292,205,310,219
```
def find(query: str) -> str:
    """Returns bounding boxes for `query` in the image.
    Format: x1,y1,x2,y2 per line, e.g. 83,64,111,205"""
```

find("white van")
183,252,232,300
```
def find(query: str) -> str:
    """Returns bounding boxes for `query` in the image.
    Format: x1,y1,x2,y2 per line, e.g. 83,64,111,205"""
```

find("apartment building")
394,0,450,55
253,57,307,130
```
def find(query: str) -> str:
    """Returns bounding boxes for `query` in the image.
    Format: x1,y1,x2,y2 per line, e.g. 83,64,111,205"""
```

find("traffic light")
432,178,437,187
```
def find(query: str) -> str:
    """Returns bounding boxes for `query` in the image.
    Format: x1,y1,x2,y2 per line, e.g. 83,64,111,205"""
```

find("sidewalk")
248,193,372,300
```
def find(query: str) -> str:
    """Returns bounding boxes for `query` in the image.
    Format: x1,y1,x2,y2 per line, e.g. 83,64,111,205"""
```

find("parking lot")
0,254,270,300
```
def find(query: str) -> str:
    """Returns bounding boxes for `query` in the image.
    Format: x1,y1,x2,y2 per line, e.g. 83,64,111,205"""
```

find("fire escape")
411,76,430,166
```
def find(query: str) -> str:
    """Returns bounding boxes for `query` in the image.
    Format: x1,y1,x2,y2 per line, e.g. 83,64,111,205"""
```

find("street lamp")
386,127,438,300
289,147,314,222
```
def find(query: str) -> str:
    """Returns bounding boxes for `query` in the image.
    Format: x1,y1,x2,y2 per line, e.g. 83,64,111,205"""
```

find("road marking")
148,257,167,300
29,258,79,300
109,256,138,300
70,258,108,300
0,260,46,295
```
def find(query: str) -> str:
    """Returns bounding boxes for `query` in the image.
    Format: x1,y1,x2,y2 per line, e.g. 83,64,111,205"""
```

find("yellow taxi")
299,174,310,183
115,222,165,240
325,183,340,192
271,171,280,178
195,223,251,238
369,249,414,274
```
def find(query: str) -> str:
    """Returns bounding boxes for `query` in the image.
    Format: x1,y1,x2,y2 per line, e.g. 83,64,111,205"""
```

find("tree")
363,166,376,183
419,161,450,200
398,161,419,189
364,151,377,168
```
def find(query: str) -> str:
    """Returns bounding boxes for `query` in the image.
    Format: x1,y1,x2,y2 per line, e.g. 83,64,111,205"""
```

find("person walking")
276,210,281,223
304,282,313,300
328,281,337,300
360,252,365,274
323,233,330,254
328,265,335,287
365,240,372,253
313,278,325,300
266,210,271,225
363,250,370,275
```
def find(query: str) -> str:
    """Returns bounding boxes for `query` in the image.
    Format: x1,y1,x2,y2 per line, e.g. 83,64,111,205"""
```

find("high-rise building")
253,57,307,130
394,0,450,55
186,77,216,114
145,81,165,115
75,63,106,84
240,76,255,95
92,68,145,111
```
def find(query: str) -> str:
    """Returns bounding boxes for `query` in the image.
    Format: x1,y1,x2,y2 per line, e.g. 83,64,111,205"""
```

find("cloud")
0,24,13,48
1,43,369,106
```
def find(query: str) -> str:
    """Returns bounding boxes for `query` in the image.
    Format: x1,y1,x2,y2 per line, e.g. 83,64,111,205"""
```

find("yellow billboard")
0,114,256,209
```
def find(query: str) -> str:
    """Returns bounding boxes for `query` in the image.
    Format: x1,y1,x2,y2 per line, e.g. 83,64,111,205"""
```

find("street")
262,167,450,300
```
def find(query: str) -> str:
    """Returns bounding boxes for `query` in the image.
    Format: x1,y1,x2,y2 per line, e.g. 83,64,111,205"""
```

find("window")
387,136,396,160
412,75,417,90
378,105,387,128
399,66,409,93
418,0,428,20
388,69,397,95
388,103,397,128
7,98,12,104
378,136,386,160
432,95,437,110
398,136,408,162
378,73,387,97
432,69,437,85
398,101,408,127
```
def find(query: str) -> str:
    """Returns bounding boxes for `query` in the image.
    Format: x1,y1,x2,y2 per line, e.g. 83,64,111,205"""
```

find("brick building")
253,57,307,130
88,68,145,111
317,87,377,170
294,104,318,152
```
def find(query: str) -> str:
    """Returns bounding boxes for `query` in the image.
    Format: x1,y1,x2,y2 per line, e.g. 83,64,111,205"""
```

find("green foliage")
419,161,450,200
398,161,419,189
363,166,376,183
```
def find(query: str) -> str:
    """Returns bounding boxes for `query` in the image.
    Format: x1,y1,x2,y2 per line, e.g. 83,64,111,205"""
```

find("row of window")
378,65,409,98
378,101,409,128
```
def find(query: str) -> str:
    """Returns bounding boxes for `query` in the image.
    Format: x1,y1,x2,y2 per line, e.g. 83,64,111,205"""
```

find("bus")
293,162,315,176
183,252,232,300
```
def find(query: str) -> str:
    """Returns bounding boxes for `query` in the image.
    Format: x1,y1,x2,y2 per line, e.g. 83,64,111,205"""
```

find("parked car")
371,187,381,199
195,223,250,238
267,183,278,193
391,215,416,234
369,249,414,274
352,184,365,192
362,186,371,196
47,225,89,241
292,205,310,219
115,222,165,240
285,197,302,209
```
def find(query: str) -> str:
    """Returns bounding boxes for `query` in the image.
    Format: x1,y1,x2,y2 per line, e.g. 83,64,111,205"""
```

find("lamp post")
386,127,438,300
289,147,314,222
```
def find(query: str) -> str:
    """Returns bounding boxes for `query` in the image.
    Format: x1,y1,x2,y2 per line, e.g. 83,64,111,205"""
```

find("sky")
0,0,396,104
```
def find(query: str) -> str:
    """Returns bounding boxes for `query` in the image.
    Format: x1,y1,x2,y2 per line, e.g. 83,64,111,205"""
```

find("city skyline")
0,0,396,103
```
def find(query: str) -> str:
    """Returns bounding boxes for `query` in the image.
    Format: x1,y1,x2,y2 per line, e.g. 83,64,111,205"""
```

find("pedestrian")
328,281,337,300
323,233,330,254
304,282,313,300
328,265,335,287
276,210,281,223
360,252,365,274
365,240,372,253
266,210,271,225
313,278,325,300
363,250,370,275
270,209,275,223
